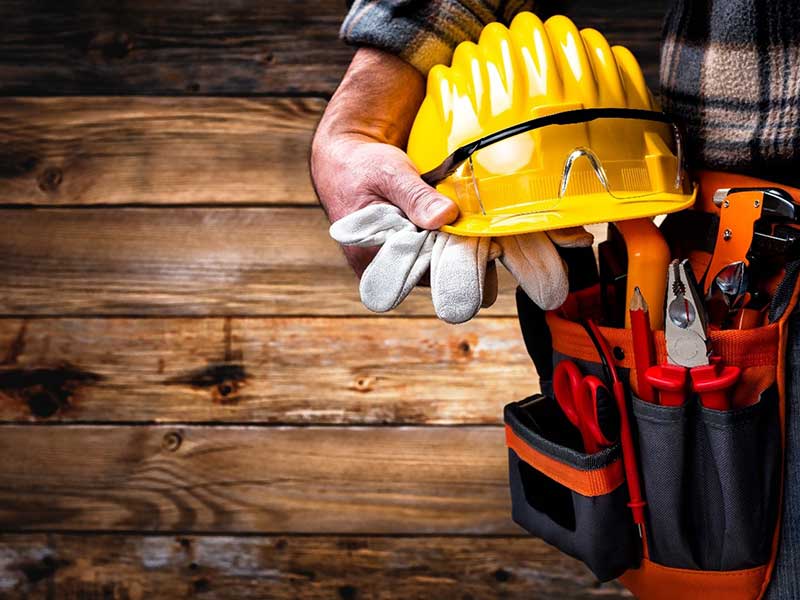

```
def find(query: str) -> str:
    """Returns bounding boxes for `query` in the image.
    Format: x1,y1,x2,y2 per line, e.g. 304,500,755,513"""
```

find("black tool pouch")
505,394,640,581
509,261,800,599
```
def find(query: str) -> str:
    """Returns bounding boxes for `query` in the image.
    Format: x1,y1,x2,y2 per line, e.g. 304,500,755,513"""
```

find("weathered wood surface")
0,207,519,317
0,425,515,534
0,97,322,206
0,534,631,599
0,317,537,423
0,0,353,96
0,0,665,96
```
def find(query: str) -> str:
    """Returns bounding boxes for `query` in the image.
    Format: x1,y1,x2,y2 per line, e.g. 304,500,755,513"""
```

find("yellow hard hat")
407,13,697,237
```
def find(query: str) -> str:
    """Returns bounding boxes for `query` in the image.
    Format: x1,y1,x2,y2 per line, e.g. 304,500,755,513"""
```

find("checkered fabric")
341,0,800,185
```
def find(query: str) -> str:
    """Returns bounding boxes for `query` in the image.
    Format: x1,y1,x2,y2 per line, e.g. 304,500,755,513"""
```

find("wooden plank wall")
0,1,665,597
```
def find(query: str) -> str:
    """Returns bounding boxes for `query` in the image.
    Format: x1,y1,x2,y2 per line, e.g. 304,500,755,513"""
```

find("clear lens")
447,117,687,218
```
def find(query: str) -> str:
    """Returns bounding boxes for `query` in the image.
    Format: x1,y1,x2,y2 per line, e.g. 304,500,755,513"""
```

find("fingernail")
424,198,458,227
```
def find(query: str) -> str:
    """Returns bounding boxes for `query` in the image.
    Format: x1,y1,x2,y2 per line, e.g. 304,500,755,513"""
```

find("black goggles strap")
420,107,676,187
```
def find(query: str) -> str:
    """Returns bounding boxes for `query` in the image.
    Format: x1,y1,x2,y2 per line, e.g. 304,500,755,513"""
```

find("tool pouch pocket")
621,321,785,600
505,394,641,582
632,387,780,571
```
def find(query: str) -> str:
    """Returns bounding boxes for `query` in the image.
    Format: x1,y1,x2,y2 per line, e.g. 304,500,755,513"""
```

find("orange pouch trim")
546,311,780,372
620,559,767,600
505,426,624,497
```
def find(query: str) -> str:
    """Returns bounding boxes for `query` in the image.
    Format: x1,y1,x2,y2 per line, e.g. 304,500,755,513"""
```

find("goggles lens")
424,112,689,226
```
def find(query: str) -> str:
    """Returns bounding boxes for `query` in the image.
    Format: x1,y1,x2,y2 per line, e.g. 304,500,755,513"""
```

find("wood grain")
0,0,665,96
0,0,352,96
0,534,631,599
0,207,519,317
0,317,538,423
0,425,515,534
0,97,322,205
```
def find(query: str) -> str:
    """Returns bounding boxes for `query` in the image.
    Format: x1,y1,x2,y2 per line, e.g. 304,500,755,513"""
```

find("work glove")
329,203,593,323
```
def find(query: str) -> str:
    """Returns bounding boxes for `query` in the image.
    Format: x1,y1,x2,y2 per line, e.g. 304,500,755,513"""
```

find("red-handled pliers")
553,360,618,453
645,259,741,409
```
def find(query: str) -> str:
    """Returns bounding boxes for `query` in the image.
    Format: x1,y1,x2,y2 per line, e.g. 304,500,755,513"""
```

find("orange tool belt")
505,170,800,599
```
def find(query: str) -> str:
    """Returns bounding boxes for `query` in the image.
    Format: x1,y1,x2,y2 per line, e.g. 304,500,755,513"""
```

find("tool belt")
506,170,800,599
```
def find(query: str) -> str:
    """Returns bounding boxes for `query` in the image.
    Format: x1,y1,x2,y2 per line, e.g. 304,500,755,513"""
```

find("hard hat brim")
439,186,697,237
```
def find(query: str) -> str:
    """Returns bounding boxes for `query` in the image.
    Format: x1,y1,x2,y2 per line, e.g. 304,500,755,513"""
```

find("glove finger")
498,232,569,310
482,260,499,308
431,233,491,324
329,203,416,247
360,229,434,312
546,226,594,248
488,240,502,261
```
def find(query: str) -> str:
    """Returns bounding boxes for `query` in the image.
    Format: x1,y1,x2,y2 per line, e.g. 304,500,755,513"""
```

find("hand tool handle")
553,361,583,427
691,363,741,411
644,365,688,407
554,361,598,453
577,376,617,448
614,219,670,329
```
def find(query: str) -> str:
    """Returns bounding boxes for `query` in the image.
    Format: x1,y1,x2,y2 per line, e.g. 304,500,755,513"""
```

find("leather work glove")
330,203,593,324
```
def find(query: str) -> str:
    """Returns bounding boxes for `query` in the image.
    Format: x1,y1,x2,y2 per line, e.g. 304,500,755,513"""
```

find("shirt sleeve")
340,0,535,75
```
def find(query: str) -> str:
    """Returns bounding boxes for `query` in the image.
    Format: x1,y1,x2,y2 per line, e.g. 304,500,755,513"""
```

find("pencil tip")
629,286,649,312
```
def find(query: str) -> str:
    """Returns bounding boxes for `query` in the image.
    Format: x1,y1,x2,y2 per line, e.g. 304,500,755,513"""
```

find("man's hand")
311,48,458,275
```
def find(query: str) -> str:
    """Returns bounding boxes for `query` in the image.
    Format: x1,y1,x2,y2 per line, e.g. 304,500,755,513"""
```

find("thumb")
373,160,459,230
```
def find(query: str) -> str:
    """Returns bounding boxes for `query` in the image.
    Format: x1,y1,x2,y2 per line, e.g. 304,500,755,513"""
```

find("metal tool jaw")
665,259,711,368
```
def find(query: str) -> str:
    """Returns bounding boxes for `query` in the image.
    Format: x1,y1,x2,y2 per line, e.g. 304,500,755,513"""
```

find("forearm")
317,48,424,147
312,48,425,223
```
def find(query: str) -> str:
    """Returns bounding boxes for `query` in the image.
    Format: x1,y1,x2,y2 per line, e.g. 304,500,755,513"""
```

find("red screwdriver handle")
691,363,741,410
644,364,688,407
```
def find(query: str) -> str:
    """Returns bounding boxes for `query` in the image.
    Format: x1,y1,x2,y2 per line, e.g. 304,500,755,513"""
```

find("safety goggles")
420,108,694,237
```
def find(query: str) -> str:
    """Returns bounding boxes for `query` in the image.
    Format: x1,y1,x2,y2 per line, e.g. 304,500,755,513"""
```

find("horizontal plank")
0,1,664,96
0,534,630,599
0,0,352,96
0,97,322,205
0,207,519,316
0,425,516,533
0,317,537,423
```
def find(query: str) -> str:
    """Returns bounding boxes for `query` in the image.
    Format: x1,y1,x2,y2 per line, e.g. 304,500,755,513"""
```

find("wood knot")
0,152,39,178
37,167,62,193
88,31,133,60
164,363,246,405
0,363,102,420
352,375,375,393
162,431,182,452
27,390,61,419
14,554,69,584
338,585,358,600
493,568,511,582
451,334,478,359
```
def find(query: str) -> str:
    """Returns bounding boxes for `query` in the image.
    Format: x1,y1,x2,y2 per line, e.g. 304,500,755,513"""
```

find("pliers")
645,259,741,409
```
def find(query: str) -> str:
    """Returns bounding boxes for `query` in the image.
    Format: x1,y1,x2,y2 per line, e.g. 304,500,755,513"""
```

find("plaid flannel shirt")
341,0,800,186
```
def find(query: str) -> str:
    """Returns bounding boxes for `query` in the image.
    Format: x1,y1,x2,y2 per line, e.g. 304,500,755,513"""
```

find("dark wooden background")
0,1,665,597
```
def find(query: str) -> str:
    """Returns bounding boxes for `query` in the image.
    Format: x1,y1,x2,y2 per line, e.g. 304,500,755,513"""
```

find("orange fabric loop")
505,427,625,497
546,311,780,372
